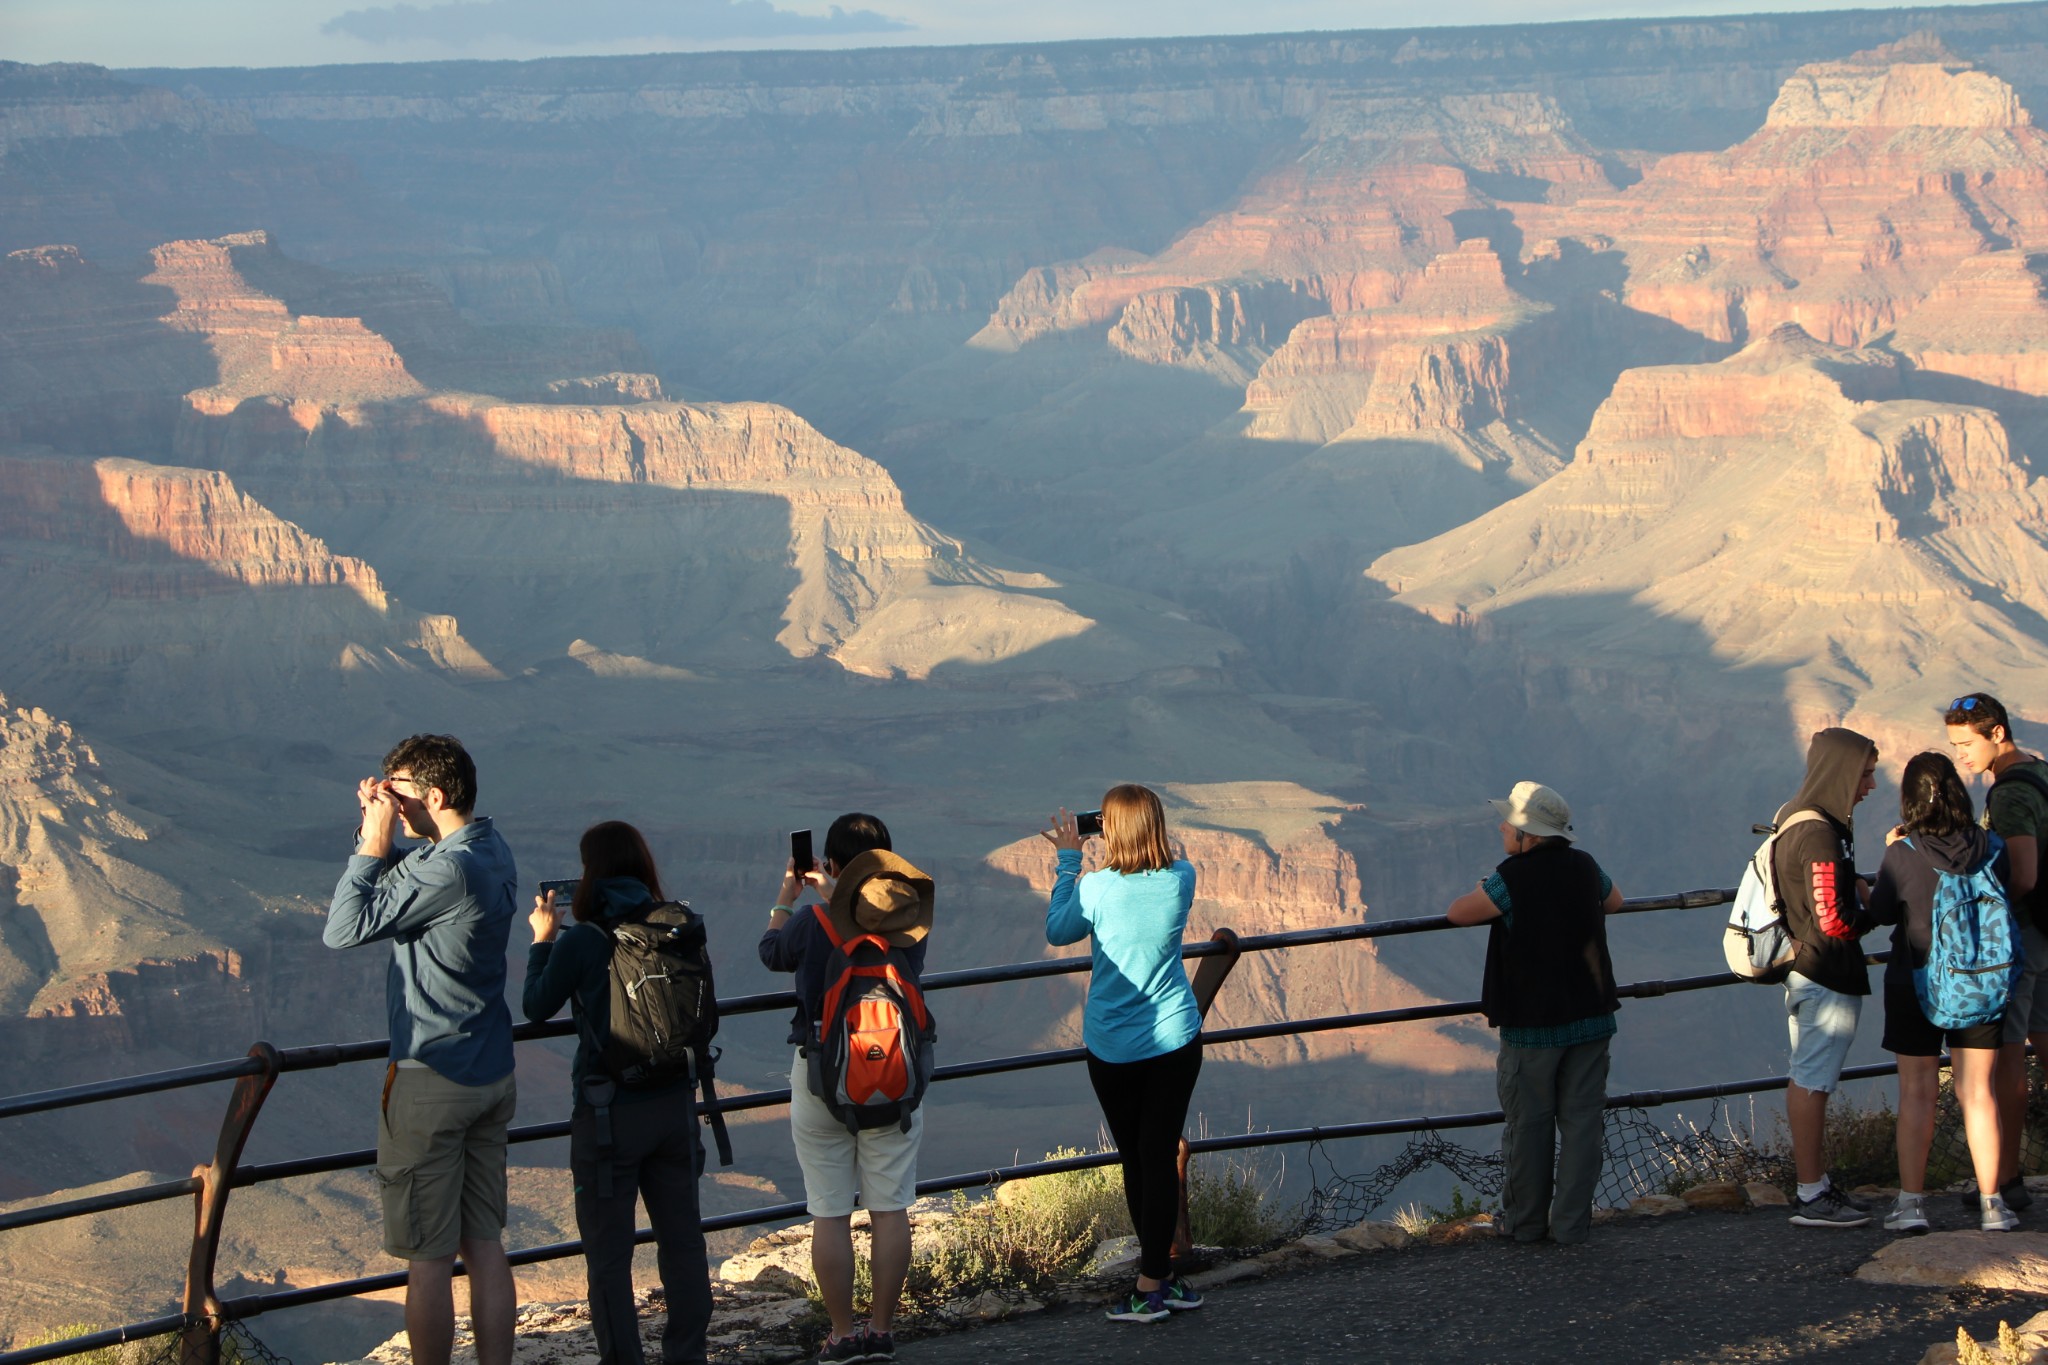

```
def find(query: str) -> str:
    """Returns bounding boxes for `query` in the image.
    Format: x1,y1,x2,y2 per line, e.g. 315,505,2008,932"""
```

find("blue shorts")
1785,972,1862,1094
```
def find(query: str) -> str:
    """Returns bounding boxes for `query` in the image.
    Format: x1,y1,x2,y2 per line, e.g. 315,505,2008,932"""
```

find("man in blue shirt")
325,734,518,1365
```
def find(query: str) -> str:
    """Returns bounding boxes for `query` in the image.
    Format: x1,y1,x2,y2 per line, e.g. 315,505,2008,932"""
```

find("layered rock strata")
1370,323,2048,727
1544,42,2048,349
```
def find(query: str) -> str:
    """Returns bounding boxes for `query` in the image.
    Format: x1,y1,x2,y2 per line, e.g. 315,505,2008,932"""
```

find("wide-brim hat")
824,849,934,945
1489,781,1574,840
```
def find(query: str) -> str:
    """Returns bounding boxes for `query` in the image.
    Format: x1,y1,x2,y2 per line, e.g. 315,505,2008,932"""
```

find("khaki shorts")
376,1064,517,1261
788,1050,921,1218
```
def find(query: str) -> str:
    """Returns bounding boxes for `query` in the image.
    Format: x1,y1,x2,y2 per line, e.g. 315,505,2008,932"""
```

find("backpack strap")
697,1047,734,1167
1991,764,2048,809
1764,809,1829,910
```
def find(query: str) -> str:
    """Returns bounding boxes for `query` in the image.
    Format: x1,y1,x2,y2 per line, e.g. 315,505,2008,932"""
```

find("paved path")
904,1201,2044,1364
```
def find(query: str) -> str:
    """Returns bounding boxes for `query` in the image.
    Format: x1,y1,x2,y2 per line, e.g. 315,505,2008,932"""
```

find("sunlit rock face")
1539,40,2048,350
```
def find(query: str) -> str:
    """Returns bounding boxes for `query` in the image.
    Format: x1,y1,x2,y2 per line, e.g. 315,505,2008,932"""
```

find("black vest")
1480,842,1619,1030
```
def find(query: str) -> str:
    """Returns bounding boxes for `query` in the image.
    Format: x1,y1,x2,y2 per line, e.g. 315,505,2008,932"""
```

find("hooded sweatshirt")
1868,827,2009,989
1775,727,1877,996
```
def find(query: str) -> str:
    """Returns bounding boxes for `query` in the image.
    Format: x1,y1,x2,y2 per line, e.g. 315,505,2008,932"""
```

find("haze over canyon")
10,3,2048,1349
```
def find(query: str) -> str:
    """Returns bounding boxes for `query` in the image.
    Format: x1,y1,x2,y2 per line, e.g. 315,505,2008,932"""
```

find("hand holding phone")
1075,809,1104,838
790,830,815,875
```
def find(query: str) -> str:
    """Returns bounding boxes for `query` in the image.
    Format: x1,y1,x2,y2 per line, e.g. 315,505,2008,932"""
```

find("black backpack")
579,899,733,1165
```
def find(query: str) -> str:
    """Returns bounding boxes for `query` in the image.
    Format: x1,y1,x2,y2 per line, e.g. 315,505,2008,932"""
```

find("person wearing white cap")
1446,781,1624,1245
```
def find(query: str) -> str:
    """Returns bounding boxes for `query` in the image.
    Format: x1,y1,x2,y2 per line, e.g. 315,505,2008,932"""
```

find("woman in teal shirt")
1043,783,1204,1324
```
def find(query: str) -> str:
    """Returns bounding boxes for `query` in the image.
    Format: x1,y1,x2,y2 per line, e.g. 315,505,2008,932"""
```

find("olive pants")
1496,1036,1610,1246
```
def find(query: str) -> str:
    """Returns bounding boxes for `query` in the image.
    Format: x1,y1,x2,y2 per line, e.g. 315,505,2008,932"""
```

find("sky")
0,0,2011,70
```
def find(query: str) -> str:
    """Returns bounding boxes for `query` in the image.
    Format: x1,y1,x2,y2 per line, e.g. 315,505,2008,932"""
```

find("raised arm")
324,845,462,948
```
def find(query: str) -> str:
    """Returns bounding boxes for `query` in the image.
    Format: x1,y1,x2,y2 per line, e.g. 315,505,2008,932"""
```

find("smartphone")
537,878,578,903
790,829,815,875
1075,809,1104,837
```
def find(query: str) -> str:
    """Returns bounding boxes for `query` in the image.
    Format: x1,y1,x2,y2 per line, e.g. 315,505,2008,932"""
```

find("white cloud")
321,0,913,48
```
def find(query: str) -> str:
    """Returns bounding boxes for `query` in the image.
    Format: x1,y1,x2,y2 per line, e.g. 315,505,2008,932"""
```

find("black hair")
1900,750,1976,839
1946,692,2015,745
382,734,477,814
823,812,891,871
571,821,664,922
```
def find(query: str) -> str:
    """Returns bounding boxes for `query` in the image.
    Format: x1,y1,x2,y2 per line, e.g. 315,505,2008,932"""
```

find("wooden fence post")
178,1043,280,1365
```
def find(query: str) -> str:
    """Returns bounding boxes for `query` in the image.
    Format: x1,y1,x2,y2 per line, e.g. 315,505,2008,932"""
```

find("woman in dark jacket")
1872,752,2016,1234
524,821,712,1365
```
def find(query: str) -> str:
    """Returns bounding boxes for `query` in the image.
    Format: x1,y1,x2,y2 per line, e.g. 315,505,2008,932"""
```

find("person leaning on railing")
1445,781,1624,1248
1042,784,1206,1324
522,822,714,1365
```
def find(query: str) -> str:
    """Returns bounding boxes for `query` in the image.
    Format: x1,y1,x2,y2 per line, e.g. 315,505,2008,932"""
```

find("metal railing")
0,885,1879,1365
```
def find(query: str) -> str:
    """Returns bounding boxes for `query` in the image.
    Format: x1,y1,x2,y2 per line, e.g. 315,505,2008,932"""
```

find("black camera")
538,878,579,902
1075,809,1103,837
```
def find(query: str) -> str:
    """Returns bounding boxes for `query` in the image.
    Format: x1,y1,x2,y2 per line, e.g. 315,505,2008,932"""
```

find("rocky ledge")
329,1176,2048,1365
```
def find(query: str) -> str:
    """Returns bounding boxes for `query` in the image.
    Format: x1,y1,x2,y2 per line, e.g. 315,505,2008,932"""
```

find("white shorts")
787,1050,922,1218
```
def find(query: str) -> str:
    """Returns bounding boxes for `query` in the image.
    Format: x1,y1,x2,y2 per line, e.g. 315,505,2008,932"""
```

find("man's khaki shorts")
375,1064,517,1261
788,1050,922,1218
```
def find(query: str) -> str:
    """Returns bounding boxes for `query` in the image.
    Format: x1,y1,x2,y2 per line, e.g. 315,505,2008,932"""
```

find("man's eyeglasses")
384,776,433,794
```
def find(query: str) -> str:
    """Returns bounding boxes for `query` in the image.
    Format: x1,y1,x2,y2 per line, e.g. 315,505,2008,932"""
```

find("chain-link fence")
1285,1099,1792,1235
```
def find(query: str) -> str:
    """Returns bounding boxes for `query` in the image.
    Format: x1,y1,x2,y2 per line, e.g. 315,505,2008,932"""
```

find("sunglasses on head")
1949,696,1982,712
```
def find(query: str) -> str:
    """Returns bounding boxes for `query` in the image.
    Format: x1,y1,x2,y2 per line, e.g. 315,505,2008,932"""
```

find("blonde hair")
1102,783,1173,874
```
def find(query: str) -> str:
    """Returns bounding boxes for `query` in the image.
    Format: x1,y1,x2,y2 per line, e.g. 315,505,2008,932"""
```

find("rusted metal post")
1176,928,1242,1258
179,1043,280,1365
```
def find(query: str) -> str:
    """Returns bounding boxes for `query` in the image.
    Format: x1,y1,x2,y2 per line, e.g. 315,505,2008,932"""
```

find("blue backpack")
1910,833,2022,1030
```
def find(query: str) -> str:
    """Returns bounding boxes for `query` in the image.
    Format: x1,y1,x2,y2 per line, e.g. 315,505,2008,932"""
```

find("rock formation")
1888,249,2048,397
1245,240,1545,444
1369,323,2048,732
1545,41,2048,349
0,452,497,725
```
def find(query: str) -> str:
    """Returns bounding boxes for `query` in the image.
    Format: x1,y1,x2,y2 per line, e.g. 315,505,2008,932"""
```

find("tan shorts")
376,1064,517,1261
788,1050,922,1218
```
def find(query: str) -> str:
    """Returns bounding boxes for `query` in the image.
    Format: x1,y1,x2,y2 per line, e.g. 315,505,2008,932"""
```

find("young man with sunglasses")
325,734,520,1365
1948,693,2048,1215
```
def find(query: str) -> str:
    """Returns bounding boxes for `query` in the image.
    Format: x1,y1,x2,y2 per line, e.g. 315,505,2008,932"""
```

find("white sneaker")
1883,1192,1929,1235
1982,1193,2020,1233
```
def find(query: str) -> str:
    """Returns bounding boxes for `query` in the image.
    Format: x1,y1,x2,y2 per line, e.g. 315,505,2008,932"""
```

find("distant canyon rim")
9,4,2048,1351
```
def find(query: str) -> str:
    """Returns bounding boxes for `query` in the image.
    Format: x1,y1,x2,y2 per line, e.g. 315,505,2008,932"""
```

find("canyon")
11,5,2048,1353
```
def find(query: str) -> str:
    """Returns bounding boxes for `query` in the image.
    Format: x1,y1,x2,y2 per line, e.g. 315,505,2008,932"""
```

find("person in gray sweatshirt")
1775,727,1879,1228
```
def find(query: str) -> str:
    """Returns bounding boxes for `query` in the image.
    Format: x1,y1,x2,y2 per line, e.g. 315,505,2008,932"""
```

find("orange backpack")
804,905,937,1134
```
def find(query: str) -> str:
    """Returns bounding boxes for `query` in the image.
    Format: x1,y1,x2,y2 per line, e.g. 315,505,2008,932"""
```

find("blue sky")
0,0,2005,69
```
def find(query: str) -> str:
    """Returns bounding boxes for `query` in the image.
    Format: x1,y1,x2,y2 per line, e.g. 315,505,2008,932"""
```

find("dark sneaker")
1789,1186,1871,1228
1160,1276,1204,1311
814,1332,871,1364
1882,1192,1929,1235
1957,1178,2033,1212
1105,1290,1170,1323
861,1330,895,1362
1984,1193,2022,1232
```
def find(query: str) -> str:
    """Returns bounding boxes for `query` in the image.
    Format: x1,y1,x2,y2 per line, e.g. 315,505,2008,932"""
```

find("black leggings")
1086,1036,1203,1281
